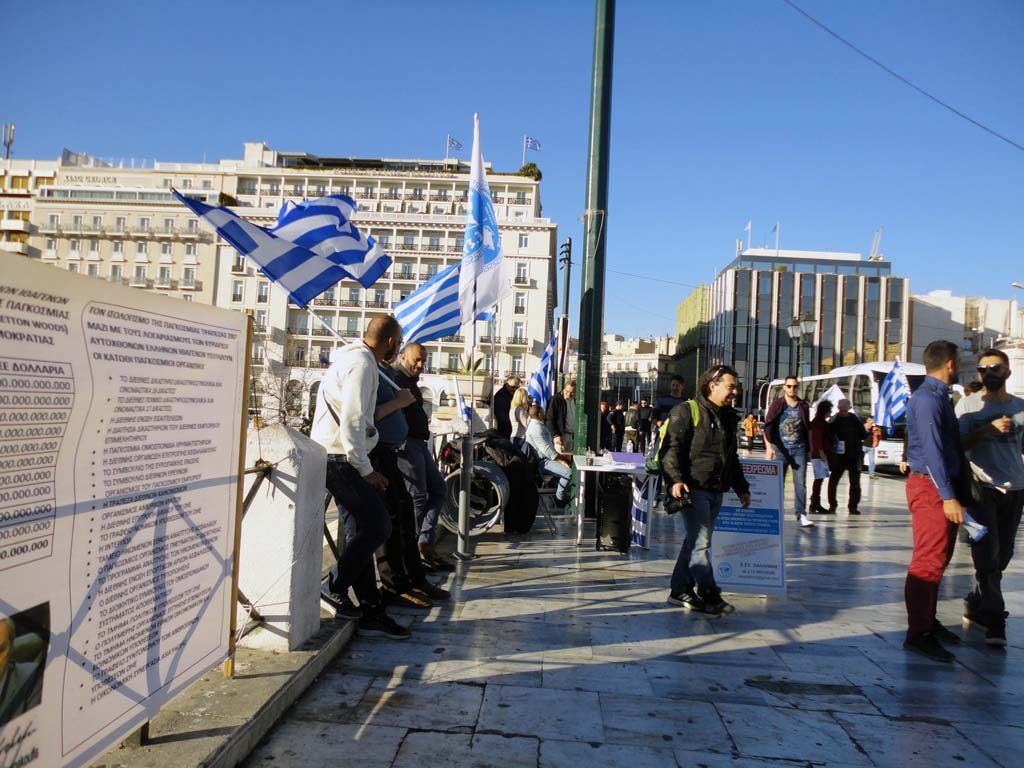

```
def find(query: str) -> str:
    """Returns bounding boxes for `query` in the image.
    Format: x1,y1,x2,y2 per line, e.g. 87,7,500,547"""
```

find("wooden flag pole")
224,312,254,678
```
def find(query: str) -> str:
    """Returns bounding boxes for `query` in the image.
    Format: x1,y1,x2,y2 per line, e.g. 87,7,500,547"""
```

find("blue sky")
6,0,1023,338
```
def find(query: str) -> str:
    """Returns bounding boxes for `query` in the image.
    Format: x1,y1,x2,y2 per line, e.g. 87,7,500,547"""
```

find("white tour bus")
762,362,927,469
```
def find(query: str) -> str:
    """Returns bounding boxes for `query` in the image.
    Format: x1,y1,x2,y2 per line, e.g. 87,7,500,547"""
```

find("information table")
572,453,648,546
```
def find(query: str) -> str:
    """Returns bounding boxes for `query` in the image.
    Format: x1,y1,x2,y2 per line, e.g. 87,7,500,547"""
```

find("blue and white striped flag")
446,134,463,151
450,376,472,427
874,358,911,434
394,263,461,344
458,114,509,325
273,194,391,288
527,335,556,409
174,191,355,308
524,135,541,152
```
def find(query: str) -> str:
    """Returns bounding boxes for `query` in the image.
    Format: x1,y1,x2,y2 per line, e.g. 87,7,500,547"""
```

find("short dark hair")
922,340,960,373
978,348,1009,366
815,399,833,417
784,375,799,384
670,374,684,384
699,364,738,397
528,404,545,419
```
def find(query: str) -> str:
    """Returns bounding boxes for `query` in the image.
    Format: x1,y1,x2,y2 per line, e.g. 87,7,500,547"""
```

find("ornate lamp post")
787,314,817,378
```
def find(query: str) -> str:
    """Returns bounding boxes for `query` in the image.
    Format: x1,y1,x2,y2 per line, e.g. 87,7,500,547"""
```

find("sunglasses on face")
784,384,798,389
977,364,1008,375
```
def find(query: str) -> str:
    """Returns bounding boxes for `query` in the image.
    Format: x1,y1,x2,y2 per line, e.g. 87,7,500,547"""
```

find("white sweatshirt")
311,343,379,476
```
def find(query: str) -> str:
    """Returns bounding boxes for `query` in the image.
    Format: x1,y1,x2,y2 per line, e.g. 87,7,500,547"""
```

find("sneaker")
667,589,706,612
704,594,736,616
849,509,861,516
321,581,362,620
412,581,451,601
986,615,1007,648
798,514,816,528
383,588,433,609
903,632,955,663
553,495,572,509
810,504,831,515
357,612,411,640
932,620,961,645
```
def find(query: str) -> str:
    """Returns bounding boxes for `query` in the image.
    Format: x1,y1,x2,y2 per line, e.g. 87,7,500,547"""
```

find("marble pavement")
245,469,1023,768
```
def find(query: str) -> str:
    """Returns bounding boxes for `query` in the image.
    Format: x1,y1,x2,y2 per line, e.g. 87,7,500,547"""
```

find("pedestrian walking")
509,386,530,447
599,400,614,451
636,399,654,454
546,380,576,453
624,403,639,452
662,364,751,616
956,348,1024,647
827,399,868,515
808,400,834,515
609,401,626,452
863,417,881,478
764,375,814,528
903,339,966,662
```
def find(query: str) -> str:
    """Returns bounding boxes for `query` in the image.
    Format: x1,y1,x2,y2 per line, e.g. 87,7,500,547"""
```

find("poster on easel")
0,257,248,767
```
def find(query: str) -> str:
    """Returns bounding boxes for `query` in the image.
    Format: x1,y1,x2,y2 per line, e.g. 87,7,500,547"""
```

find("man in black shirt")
492,375,520,439
608,401,626,452
828,399,868,514
637,399,654,454
394,344,454,571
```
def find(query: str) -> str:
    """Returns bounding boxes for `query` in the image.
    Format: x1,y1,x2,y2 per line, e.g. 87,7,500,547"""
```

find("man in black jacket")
394,344,454,571
637,399,654,454
546,380,576,453
492,375,520,440
827,398,868,515
662,364,751,616
608,401,626,452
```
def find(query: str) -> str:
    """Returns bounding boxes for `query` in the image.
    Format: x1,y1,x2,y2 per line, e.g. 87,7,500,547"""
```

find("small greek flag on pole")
451,375,473,428
394,263,462,344
527,335,556,410
447,134,463,151
173,191,361,308
524,135,541,151
874,358,912,435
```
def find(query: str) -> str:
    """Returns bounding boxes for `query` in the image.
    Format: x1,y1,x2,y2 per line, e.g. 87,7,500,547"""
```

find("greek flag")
527,335,556,409
631,475,654,549
458,114,509,324
174,191,356,308
524,135,541,151
393,263,461,344
874,359,911,434
450,376,472,427
273,195,391,288
447,134,463,151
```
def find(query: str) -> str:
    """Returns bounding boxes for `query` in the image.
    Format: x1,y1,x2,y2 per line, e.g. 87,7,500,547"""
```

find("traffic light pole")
574,0,615,518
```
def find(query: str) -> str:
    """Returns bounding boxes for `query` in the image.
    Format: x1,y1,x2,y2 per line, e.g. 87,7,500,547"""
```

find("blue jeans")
397,438,447,546
671,488,723,598
781,445,808,519
541,459,572,501
326,457,391,613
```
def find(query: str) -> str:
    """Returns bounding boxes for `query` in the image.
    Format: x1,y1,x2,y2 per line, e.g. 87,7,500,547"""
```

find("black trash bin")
596,473,632,553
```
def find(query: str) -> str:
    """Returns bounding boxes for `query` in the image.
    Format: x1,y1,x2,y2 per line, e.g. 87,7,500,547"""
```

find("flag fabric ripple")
527,335,556,410
874,358,912,434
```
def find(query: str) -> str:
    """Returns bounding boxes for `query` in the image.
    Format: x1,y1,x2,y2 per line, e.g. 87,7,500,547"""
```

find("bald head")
364,316,403,363
400,343,427,376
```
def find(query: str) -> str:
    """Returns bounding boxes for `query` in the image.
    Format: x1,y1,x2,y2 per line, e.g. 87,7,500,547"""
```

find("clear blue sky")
7,0,1023,338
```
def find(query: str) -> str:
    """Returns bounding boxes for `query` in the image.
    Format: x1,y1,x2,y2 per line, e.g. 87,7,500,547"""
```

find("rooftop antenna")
868,227,885,261
2,123,14,159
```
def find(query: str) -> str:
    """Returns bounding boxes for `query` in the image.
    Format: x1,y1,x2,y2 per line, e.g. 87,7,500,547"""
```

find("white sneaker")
799,514,816,528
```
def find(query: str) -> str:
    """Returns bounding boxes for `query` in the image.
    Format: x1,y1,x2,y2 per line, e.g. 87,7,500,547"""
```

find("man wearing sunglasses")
955,349,1024,647
764,375,815,528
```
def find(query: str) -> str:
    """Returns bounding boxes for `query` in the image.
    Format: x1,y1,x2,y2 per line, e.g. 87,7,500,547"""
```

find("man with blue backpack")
661,365,751,616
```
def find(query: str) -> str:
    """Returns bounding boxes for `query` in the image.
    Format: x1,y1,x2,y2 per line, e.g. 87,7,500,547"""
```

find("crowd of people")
307,317,1023,661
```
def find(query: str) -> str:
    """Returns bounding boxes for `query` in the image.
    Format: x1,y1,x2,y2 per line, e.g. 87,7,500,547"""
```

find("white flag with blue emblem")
458,114,509,325
174,191,357,308
874,358,911,434
527,335,556,410
272,194,391,288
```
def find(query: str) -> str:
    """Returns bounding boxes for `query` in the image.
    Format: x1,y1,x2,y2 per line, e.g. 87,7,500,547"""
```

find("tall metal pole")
557,237,572,390
574,0,615,508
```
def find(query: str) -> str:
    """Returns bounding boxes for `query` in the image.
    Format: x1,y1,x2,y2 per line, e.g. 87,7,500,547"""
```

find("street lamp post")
787,314,817,378
647,367,659,402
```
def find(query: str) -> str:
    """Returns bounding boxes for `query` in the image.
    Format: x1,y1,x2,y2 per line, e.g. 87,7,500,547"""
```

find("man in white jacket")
312,315,410,640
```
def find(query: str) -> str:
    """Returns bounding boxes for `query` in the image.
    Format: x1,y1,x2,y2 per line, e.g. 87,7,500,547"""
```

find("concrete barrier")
237,425,326,651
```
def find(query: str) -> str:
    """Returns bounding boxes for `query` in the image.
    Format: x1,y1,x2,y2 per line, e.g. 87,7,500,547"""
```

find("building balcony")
365,300,388,309
393,271,416,281
492,196,505,204
0,220,30,233
381,192,401,200
179,278,201,290
286,327,310,335
441,335,464,343
130,277,153,289
405,193,426,202
513,276,530,286
39,222,61,234
429,193,450,202
479,336,496,344
509,197,531,206
231,262,247,274
503,369,524,379
0,241,28,255
108,274,126,284
448,245,463,253
312,328,333,336
340,299,361,307
359,191,378,199
263,189,281,197
341,329,361,338
155,276,175,289
513,306,526,315
420,271,440,281
253,324,267,334
397,242,418,251
506,336,528,345
421,244,445,253
314,297,336,306
252,357,266,366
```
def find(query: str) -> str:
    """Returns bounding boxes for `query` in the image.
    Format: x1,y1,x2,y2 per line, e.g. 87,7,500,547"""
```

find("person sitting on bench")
525,405,572,508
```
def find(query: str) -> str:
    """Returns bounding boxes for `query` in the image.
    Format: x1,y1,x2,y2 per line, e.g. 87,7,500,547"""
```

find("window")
139,217,150,230
134,265,147,282
268,183,280,195
185,243,196,258
513,321,525,340
293,182,304,196
72,215,83,229
68,263,79,274
183,267,196,284
448,353,459,371
183,294,193,302
201,179,212,190
187,219,197,232
45,238,56,254
10,176,29,190
346,316,359,334
115,216,126,231
181,179,192,189
515,191,527,204
518,234,528,249
87,263,100,277
92,215,102,229
348,287,360,303
232,280,244,302
158,266,172,284
257,281,270,303
374,288,386,305
161,242,172,256
162,178,173,188
48,214,60,226
514,292,526,313
515,263,528,283
88,239,99,255
253,342,265,363
255,310,268,328
110,265,123,281
69,239,81,256
402,233,415,247
511,355,524,373
163,217,174,232
136,241,148,256
315,184,326,196
112,241,124,255
426,263,438,276
238,180,256,195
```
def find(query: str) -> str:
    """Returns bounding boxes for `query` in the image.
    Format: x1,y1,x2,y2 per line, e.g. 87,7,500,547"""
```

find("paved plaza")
245,468,1023,768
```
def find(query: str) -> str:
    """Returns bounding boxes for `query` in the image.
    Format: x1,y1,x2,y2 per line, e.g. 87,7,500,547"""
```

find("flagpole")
456,289,476,561
774,222,780,256
521,135,526,167
487,309,496,431
305,306,401,390
445,134,450,163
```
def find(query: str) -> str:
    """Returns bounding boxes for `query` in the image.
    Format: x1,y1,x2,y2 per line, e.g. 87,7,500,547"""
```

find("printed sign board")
714,458,786,594
0,257,248,767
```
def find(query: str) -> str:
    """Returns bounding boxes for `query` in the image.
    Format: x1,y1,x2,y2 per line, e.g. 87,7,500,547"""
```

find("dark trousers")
637,429,651,455
810,478,825,508
371,444,427,593
397,437,447,546
612,430,624,452
905,474,958,639
965,487,1024,622
827,455,862,512
326,458,391,613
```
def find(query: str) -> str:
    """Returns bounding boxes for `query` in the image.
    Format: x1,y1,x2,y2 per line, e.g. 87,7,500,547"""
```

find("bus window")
851,374,872,418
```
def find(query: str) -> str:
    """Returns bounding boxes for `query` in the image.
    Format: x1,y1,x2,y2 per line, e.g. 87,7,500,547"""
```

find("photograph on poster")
0,603,49,728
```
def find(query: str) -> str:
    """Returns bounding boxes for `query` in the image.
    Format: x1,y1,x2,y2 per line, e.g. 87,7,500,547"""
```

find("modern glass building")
703,248,910,411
